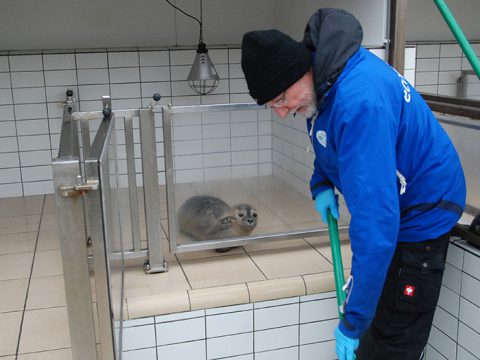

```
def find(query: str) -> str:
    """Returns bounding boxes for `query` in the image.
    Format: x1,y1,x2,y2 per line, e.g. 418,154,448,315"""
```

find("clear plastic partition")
162,103,336,254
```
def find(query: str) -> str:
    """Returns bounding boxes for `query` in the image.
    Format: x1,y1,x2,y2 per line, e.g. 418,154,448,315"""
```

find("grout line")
14,194,46,359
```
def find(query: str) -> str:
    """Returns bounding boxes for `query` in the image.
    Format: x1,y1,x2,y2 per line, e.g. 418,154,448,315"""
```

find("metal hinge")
59,179,99,197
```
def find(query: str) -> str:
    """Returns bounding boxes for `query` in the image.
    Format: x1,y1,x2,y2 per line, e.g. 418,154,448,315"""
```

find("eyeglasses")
269,90,288,108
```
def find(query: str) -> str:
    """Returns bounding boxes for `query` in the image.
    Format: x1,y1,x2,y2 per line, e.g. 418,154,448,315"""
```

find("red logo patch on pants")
403,284,415,297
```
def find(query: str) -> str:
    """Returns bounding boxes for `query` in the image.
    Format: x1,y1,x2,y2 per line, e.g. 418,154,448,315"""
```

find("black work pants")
356,231,451,360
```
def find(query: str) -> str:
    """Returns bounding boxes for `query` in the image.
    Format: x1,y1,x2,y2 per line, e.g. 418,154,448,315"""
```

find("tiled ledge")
124,241,352,320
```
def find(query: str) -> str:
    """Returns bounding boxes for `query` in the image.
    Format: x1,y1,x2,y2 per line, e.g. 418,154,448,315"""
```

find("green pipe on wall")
433,0,480,79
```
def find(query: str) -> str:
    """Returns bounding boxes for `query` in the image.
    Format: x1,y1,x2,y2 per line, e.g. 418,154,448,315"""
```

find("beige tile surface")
0,232,37,255
126,291,190,319
36,228,61,251
17,348,72,360
0,311,22,356
0,253,34,280
176,246,245,261
123,261,191,298
27,275,66,310
180,253,266,289
0,215,40,235
247,276,306,303
19,307,70,354
316,242,353,268
243,238,309,253
189,283,250,310
32,250,63,277
248,245,332,279
0,198,43,218
0,278,28,313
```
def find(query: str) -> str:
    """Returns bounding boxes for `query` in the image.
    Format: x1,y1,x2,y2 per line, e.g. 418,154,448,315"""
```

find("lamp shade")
187,42,220,95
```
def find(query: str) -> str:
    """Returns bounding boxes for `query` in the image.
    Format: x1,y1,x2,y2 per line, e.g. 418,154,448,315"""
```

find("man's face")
266,70,317,118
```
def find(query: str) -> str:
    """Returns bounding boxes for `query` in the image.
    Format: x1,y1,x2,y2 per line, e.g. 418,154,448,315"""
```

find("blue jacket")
307,46,466,338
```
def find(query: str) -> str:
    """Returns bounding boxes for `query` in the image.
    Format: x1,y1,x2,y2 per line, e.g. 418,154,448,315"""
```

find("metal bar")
162,106,177,254
85,115,116,360
72,109,142,121
433,0,480,79
53,158,98,360
173,226,349,253
124,116,141,252
139,109,167,273
387,0,408,74
166,102,263,114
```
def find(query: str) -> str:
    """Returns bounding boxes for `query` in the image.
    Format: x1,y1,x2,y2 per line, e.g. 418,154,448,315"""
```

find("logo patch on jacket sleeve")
316,130,327,148
403,284,415,297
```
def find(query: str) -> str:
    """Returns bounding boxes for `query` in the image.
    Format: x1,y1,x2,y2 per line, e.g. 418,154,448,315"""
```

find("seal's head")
232,203,258,235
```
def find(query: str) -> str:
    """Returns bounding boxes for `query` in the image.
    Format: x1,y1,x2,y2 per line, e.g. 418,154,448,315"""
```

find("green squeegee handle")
327,210,346,319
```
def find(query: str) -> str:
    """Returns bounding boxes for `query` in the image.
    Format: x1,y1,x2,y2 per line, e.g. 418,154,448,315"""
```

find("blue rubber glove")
335,326,359,360
314,188,339,223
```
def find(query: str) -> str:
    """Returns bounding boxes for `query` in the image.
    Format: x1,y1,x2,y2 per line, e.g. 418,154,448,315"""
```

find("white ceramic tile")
0,153,19,168
416,85,438,94
439,70,462,85
259,163,272,176
438,285,460,317
15,103,47,120
77,69,109,85
203,153,230,168
206,310,253,337
300,319,337,345
231,164,258,178
433,306,458,340
108,52,139,68
255,303,299,331
78,84,110,101
231,136,258,151
229,64,244,78
204,166,231,181
170,50,196,66
122,324,156,351
12,87,46,104
110,83,141,99
23,181,54,196
0,137,18,152
202,123,229,139
0,168,21,183
44,70,77,86
157,339,206,360
173,140,202,156
209,49,228,64
428,325,457,360
0,105,14,121
124,317,154,327
229,49,242,63
439,57,462,71
0,56,9,72
171,81,195,97
417,45,440,59
173,125,202,141
443,263,462,294
299,340,336,360
231,110,258,124
404,47,416,70
425,344,449,360
141,67,170,82
417,58,440,72
18,135,50,151
0,121,16,137
0,89,13,105
46,86,78,103
174,154,203,170
440,44,462,58
461,273,480,307
170,65,190,81
230,78,249,93
438,84,457,97
123,347,157,360
231,122,256,137
205,303,253,316
456,345,480,360
156,317,205,346
259,135,272,149
219,355,253,360
9,55,42,71
156,310,205,323
200,94,229,105
203,138,230,153
76,52,107,69
139,51,169,67
10,72,43,88
141,82,171,98
369,48,386,60
175,168,204,183
255,325,298,353
459,297,480,334
231,150,257,165
256,346,298,360
207,332,253,359
16,119,49,136
111,98,141,110
171,95,200,106
43,53,76,70
21,165,52,182
109,68,140,84
300,298,338,323
415,72,438,86
0,183,22,197
458,323,480,359
463,251,480,279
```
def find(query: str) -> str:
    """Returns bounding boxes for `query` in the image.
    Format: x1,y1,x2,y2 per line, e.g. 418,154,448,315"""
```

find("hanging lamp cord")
165,0,203,43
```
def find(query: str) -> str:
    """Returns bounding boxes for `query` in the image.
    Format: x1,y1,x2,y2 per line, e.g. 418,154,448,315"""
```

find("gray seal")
177,195,258,241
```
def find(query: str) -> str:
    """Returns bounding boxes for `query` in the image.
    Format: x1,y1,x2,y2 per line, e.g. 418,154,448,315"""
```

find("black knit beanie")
241,30,311,105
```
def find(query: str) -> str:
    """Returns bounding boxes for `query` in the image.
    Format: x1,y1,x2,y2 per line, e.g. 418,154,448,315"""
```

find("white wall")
407,0,480,42
273,0,388,46
0,0,274,50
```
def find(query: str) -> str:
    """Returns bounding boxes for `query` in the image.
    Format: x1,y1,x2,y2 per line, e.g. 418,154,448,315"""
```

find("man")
241,8,466,360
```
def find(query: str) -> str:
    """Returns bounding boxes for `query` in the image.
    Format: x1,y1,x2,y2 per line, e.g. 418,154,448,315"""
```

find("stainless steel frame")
162,103,348,254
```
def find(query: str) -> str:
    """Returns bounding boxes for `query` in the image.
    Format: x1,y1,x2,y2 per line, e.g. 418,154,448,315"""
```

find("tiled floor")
0,177,351,359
